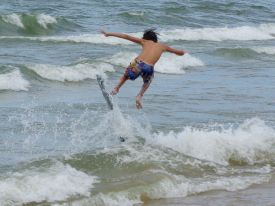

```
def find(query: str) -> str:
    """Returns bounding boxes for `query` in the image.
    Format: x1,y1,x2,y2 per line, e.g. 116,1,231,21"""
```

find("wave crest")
150,118,275,165
0,13,62,35
252,46,275,55
0,69,30,91
2,14,25,28
1,13,57,28
26,62,115,82
160,23,275,41
1,23,274,42
0,162,98,205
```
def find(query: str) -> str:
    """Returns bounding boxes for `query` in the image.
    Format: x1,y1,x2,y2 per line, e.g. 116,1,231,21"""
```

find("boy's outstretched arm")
165,45,186,56
101,30,142,44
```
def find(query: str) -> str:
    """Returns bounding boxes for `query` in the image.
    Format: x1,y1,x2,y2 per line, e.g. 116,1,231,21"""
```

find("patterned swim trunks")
124,59,154,83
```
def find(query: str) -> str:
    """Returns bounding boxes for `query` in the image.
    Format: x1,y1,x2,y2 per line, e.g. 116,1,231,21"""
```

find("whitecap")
0,69,30,91
155,53,204,74
127,11,145,16
251,46,275,55
2,13,24,28
36,14,57,29
0,33,137,45
1,24,275,43
0,162,98,205
160,23,275,41
27,62,115,82
149,118,275,165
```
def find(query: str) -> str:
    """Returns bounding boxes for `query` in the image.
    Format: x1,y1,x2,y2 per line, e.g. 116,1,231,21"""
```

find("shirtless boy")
101,29,186,109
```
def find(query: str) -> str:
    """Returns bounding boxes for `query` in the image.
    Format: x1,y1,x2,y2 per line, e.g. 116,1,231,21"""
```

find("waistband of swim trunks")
135,58,154,68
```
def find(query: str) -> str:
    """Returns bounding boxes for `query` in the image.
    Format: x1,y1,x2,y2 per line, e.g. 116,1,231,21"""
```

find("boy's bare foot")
135,95,143,109
111,87,119,95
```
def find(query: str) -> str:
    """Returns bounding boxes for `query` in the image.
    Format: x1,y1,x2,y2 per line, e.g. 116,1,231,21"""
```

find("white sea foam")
2,14,24,28
0,34,133,45
27,62,114,82
105,52,203,74
127,11,144,16
104,52,137,66
37,13,57,29
0,162,98,205
252,46,275,55
156,53,204,73
52,172,270,206
149,118,275,165
160,23,275,41
0,69,30,91
1,13,57,29
47,34,132,44
1,23,274,43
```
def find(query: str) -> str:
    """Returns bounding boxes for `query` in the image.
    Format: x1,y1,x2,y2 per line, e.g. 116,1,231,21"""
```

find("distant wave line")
0,23,274,43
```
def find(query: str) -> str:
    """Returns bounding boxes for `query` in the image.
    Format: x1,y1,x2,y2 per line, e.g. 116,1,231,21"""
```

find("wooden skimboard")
96,74,114,110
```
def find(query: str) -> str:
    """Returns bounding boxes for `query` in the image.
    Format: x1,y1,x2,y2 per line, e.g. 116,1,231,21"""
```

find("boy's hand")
178,50,185,56
101,30,109,37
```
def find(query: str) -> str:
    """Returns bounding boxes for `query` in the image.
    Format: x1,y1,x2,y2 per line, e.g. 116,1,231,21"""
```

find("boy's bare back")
135,39,185,66
137,40,167,65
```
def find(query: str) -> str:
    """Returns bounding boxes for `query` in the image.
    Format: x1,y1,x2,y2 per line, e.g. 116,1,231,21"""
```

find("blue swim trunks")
124,59,154,83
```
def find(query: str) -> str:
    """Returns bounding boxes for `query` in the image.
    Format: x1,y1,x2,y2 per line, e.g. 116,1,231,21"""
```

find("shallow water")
0,0,275,205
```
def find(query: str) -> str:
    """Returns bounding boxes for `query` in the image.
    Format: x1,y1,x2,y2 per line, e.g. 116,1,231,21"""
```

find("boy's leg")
112,64,140,95
111,75,127,95
136,77,152,109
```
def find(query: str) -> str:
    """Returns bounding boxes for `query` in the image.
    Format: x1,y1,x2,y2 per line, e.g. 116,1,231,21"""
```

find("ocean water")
0,0,275,205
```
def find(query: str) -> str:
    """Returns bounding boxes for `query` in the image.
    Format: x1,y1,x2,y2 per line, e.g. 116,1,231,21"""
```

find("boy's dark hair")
143,28,158,42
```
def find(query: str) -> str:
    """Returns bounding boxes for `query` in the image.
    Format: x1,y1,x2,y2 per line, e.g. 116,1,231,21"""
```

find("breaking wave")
1,13,25,28
0,162,98,205
160,23,275,41
156,53,204,73
2,105,274,206
149,118,275,165
1,22,275,42
0,34,132,44
1,23,274,42
251,46,275,55
0,69,30,91
26,62,115,82
1,13,57,28
0,13,72,35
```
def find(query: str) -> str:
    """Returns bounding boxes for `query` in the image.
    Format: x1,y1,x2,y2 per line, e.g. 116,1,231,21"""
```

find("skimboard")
96,74,113,110
96,74,125,142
